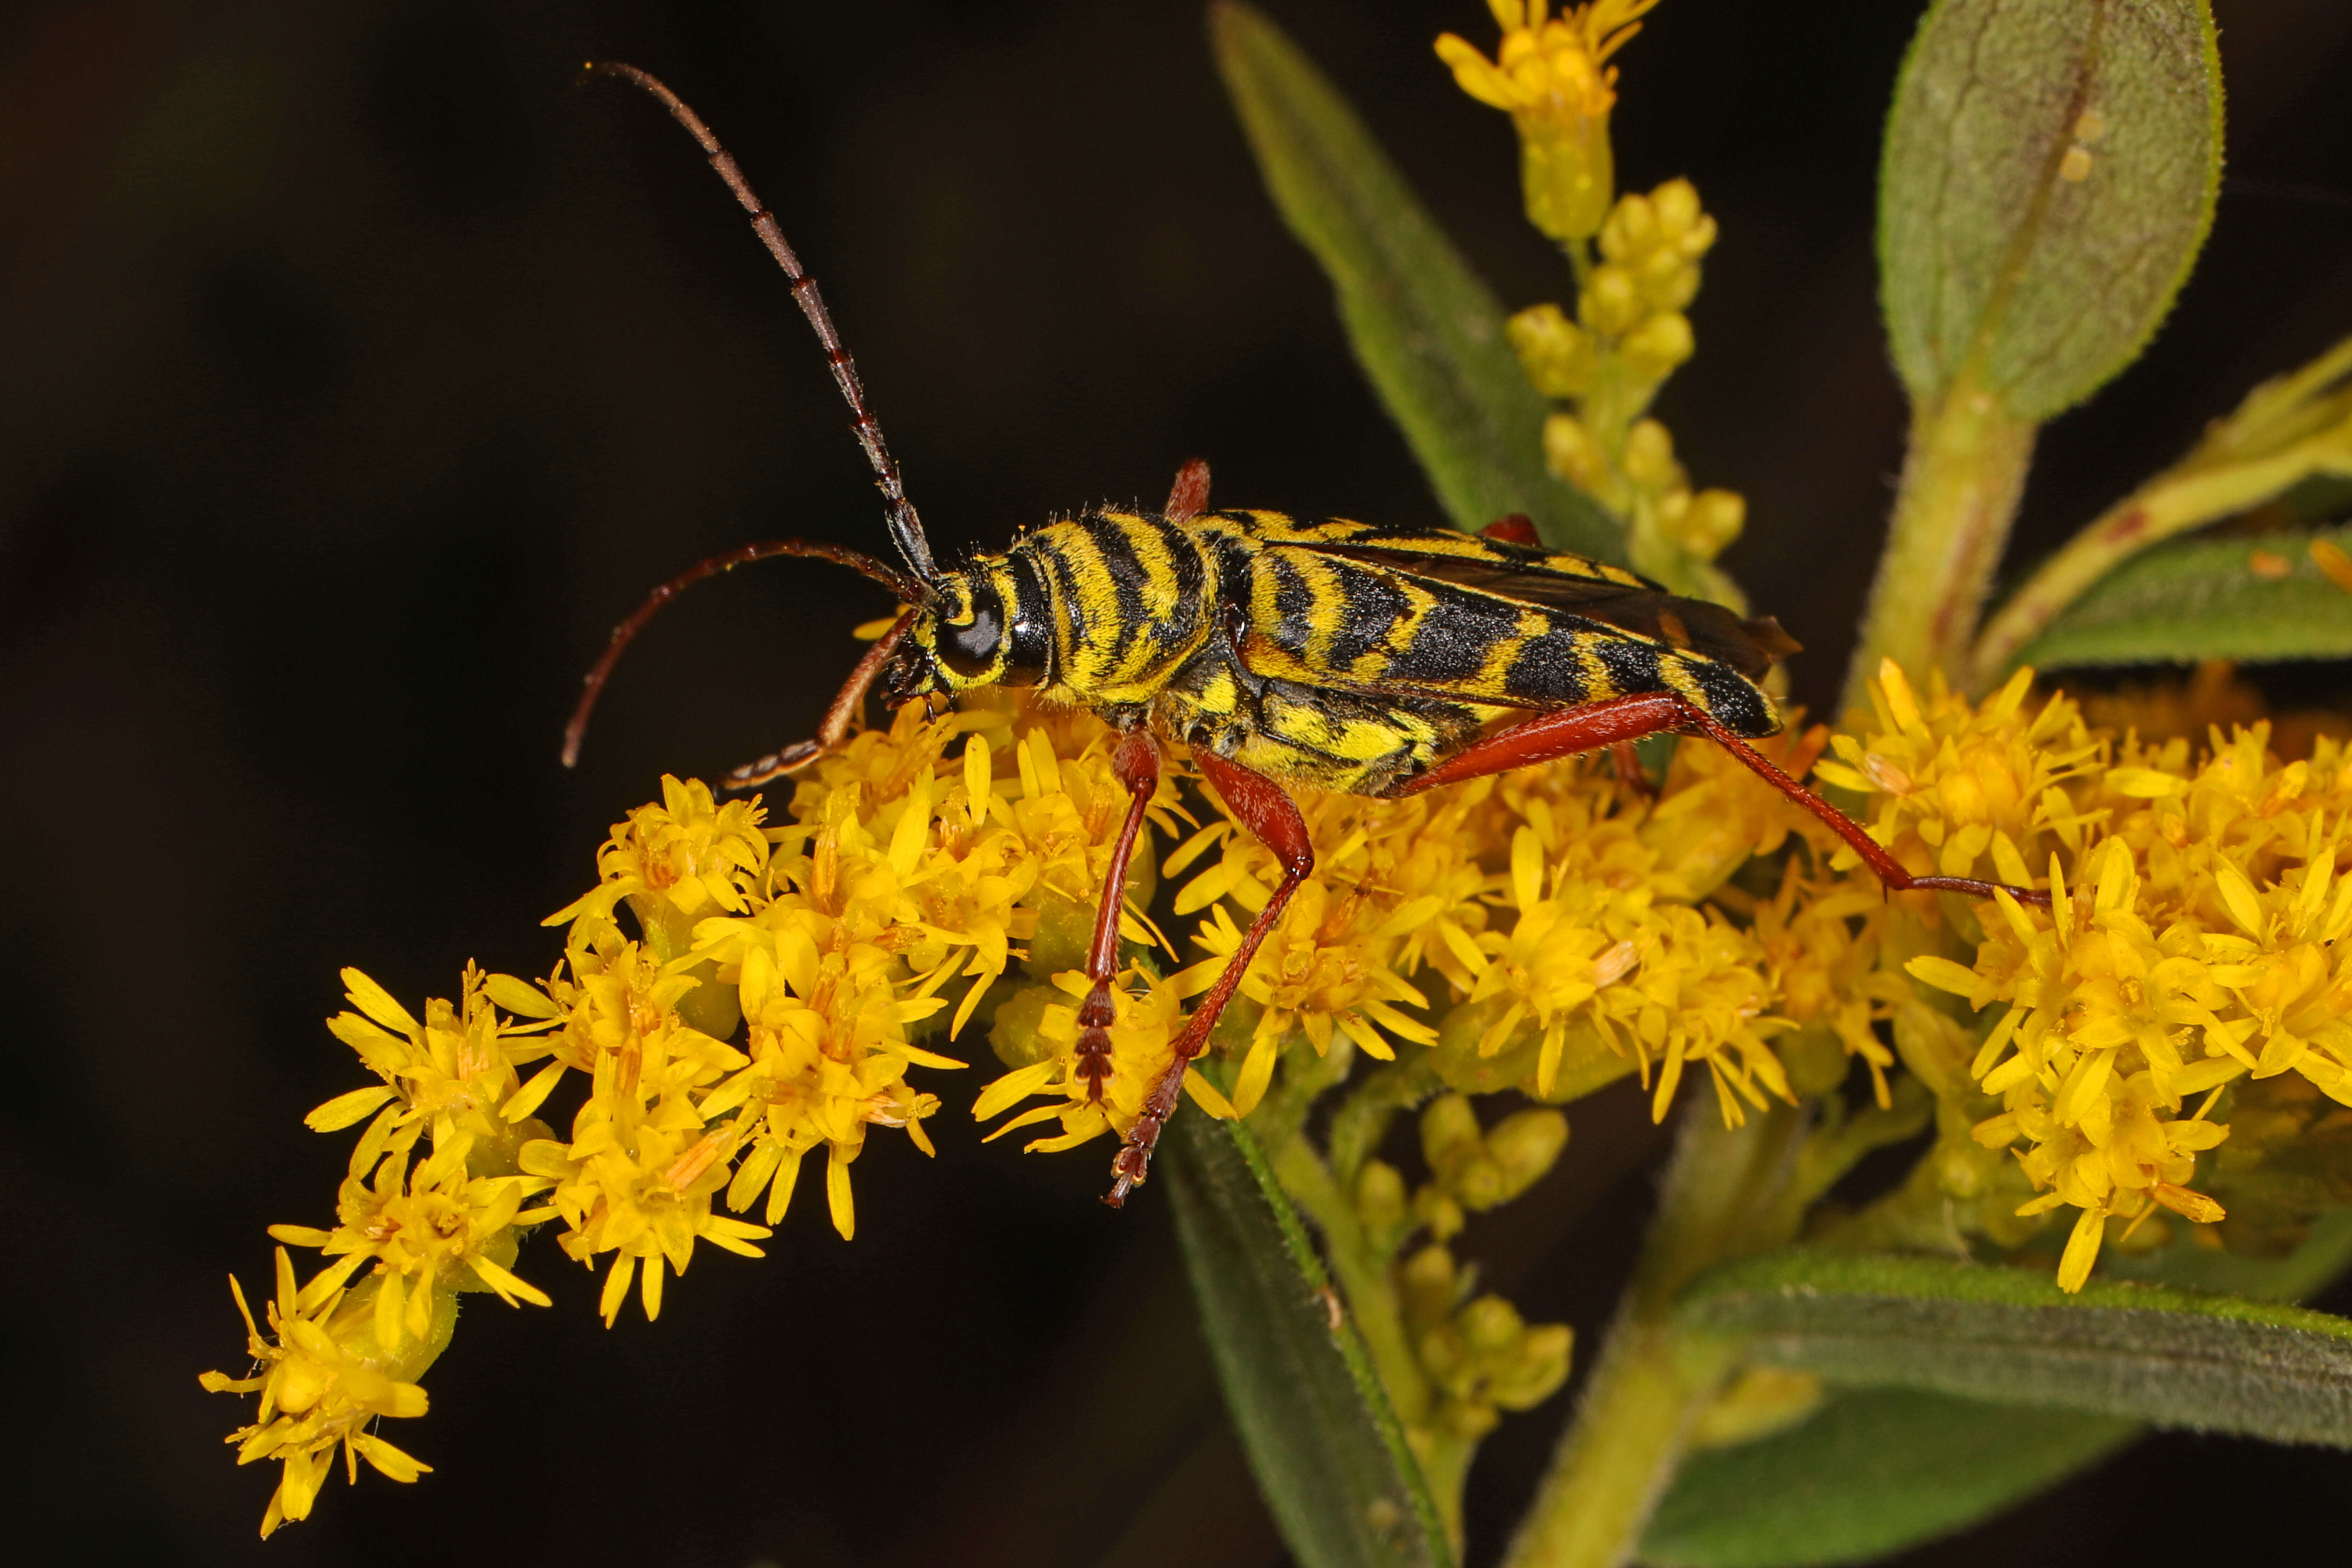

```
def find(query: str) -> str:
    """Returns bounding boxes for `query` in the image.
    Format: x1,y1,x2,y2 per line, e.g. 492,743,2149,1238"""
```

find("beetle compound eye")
938,584,1004,677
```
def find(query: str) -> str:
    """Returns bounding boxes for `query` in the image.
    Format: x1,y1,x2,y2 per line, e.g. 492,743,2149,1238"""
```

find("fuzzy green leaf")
1643,1388,2134,1568
1209,2,1620,559
1646,1214,2352,1566
1880,0,2222,420
1166,1112,1452,1568
1675,1250,2352,1445
2009,525,2352,671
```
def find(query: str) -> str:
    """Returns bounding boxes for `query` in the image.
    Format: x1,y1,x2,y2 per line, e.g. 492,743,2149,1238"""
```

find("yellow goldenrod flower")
268,1137,553,1341
518,941,772,1321
551,774,770,961
1166,785,1489,1114
200,1249,439,1538
1748,862,1901,1107
1437,0,1662,240
315,963,562,1180
1814,660,2104,895
1443,763,1793,1123
1881,672,2352,1288
975,965,1200,1149
702,918,958,1237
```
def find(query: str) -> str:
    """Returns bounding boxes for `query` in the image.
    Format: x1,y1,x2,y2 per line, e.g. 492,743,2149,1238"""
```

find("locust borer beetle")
564,65,2046,1207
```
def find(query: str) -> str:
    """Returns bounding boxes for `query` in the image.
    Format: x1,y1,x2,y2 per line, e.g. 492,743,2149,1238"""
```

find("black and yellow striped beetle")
565,65,2044,1206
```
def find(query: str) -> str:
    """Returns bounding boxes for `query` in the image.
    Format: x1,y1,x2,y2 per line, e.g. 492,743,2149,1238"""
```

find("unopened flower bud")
1452,1155,1507,1211
988,983,1059,1069
1490,1322,1574,1409
1417,1324,1469,1385
1413,1183,1467,1242
1579,264,1643,336
1637,252,1700,311
1356,1158,1408,1232
1399,1243,1458,1326
1458,1293,1524,1355
1485,1108,1570,1201
1619,310,1695,382
1651,178,1704,246
1598,191,1657,262
1543,413,1610,494
1662,488,1745,561
1621,419,1679,490
1507,303,1599,399
1421,1092,1483,1175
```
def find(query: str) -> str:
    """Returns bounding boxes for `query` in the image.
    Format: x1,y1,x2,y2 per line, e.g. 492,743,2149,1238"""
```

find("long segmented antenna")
562,537,918,768
585,61,941,582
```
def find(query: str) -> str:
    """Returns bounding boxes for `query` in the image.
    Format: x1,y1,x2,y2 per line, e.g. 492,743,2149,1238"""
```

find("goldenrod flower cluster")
200,965,559,1535
1442,3,1744,600
1437,0,1661,240
203,699,1173,1533
1823,661,2352,1290
209,643,2352,1531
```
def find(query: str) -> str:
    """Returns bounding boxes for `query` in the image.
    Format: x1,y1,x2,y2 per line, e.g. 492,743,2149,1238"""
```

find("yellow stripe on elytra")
1659,654,1711,710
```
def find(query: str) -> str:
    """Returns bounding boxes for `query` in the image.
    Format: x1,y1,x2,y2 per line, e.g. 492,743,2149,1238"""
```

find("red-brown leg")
1399,691,1690,795
1608,740,1656,800
1164,459,1212,525
1106,747,1315,1206
1072,727,1164,1104
723,610,918,787
1396,692,2049,908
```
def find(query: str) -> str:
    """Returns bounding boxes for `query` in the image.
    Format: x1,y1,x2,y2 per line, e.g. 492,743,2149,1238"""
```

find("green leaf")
1165,1112,1452,1568
1879,0,2222,420
1643,1388,2135,1568
1208,2,1621,560
1674,1249,2352,1445
2009,524,2352,671
1645,1214,2352,1566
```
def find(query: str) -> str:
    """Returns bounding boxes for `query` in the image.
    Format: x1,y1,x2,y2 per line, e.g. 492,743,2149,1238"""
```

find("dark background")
5,2,2351,1564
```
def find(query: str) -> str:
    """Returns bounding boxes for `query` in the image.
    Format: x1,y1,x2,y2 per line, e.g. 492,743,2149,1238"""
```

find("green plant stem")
1844,372,2037,715
1325,1057,1440,1187
1501,1103,1809,1568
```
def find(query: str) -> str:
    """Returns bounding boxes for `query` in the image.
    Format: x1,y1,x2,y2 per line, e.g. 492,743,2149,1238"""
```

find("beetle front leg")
724,610,918,787
1106,747,1313,1207
1071,726,1164,1103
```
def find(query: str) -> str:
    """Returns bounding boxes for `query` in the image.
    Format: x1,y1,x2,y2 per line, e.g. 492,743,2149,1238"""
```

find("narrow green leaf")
1208,2,1621,560
1880,0,2222,420
2009,524,2352,671
1643,1388,2135,1568
1647,1214,2352,1566
1165,1112,1452,1568
1675,1250,2352,1445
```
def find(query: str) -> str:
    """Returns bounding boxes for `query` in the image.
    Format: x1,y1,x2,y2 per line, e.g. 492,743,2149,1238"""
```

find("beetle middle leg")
1106,746,1314,1206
